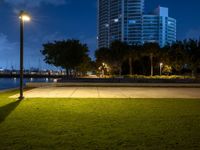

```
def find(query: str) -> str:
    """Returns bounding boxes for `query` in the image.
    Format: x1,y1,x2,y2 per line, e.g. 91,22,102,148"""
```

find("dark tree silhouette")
185,39,200,77
41,39,89,77
127,44,141,75
143,43,160,76
94,39,200,78
110,41,128,75
95,47,111,67
167,41,186,74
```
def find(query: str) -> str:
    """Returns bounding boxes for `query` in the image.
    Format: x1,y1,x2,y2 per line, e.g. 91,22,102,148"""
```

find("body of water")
0,78,56,90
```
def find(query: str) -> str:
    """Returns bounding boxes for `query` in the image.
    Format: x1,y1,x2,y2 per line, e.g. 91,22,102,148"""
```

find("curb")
0,88,18,93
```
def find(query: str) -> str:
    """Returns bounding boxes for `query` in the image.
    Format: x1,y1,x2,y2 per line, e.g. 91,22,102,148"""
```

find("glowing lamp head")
20,15,31,21
160,63,163,66
19,11,31,22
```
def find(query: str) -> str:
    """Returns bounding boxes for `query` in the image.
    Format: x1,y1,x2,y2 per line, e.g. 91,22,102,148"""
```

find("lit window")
128,20,136,24
114,18,119,23
105,24,109,27
168,22,172,25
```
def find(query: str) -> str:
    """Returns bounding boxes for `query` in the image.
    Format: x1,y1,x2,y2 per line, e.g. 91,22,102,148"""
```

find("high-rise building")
97,0,176,48
123,0,144,45
143,7,176,47
97,0,110,48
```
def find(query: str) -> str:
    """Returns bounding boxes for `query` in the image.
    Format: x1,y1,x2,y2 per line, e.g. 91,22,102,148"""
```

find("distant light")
19,11,31,22
53,79,58,83
160,62,163,66
105,23,109,28
114,18,119,23
19,15,31,22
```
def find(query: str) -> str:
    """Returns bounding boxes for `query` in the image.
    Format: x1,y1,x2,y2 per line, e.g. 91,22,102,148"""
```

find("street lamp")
19,11,31,100
160,62,163,76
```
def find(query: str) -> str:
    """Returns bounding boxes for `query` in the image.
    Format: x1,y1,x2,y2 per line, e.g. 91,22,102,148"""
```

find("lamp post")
19,11,30,100
160,63,163,76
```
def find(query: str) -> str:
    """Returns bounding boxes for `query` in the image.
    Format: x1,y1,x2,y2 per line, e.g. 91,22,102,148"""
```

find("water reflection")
13,78,17,83
0,78,56,90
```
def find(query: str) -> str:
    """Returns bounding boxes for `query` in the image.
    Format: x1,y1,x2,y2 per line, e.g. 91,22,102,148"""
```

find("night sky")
0,0,200,70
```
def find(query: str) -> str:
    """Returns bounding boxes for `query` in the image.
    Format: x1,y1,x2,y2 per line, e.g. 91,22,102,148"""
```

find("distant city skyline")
0,0,200,69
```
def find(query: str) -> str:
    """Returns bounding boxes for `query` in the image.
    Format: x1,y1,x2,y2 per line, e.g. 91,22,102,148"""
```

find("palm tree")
167,41,186,74
185,39,200,77
110,41,128,76
143,43,160,76
127,44,141,75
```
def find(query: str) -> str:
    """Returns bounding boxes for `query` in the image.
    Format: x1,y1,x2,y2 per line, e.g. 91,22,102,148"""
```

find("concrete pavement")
10,87,200,98
26,82,200,88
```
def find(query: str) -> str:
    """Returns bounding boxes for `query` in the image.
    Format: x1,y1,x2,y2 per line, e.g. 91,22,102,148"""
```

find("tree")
95,47,111,68
127,44,141,75
143,43,160,76
185,39,200,77
41,39,89,77
76,57,94,76
160,44,171,65
162,65,173,75
167,41,186,74
110,41,128,75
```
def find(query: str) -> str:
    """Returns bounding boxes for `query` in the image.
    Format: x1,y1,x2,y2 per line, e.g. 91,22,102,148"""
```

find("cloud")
0,33,46,69
0,33,19,68
0,33,19,56
3,0,68,7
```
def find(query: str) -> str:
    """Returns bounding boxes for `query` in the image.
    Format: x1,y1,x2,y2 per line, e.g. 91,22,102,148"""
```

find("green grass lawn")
0,90,200,150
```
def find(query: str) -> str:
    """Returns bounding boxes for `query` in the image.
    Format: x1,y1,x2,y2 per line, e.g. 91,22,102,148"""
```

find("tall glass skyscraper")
97,0,176,48
123,0,144,45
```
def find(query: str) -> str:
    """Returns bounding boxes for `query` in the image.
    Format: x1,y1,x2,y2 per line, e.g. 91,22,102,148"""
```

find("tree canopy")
95,39,200,77
41,39,90,75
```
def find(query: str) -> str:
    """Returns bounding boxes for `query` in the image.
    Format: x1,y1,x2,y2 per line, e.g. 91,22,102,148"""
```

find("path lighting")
19,10,31,100
160,62,163,76
98,63,110,78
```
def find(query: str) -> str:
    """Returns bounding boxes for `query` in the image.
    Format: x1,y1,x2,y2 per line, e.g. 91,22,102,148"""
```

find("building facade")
97,0,176,48
143,7,176,47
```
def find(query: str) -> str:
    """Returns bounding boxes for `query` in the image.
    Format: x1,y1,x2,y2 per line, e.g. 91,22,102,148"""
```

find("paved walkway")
10,87,200,98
